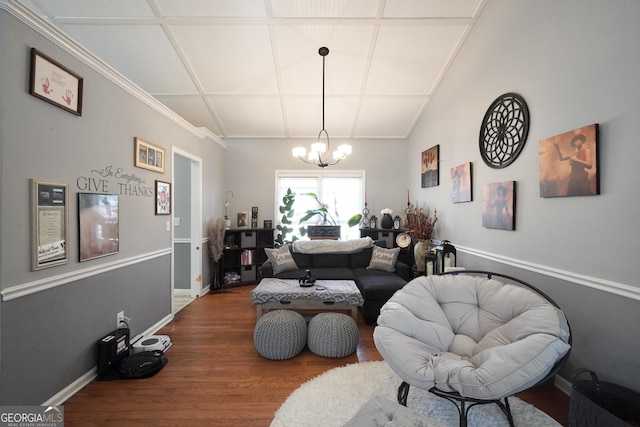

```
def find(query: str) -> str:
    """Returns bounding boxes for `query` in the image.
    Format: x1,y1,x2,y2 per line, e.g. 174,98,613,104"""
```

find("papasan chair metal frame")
380,270,572,427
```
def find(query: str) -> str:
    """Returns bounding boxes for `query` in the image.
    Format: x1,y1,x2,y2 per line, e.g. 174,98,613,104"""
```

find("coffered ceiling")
19,0,487,140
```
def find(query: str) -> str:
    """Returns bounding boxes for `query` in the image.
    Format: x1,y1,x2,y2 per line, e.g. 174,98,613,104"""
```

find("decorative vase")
381,213,393,229
413,239,430,272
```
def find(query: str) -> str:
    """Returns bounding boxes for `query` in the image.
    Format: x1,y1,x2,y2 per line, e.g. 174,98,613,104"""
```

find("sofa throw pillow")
265,246,298,275
367,245,400,273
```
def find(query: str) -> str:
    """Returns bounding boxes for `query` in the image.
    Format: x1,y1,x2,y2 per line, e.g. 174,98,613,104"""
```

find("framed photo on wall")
539,123,600,197
482,181,516,230
155,180,171,215
134,137,165,173
421,145,439,188
237,212,248,228
31,179,69,270
451,162,472,203
78,193,119,262
29,48,83,116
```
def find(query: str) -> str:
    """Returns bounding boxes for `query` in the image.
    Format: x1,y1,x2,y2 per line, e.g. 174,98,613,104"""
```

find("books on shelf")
241,249,254,266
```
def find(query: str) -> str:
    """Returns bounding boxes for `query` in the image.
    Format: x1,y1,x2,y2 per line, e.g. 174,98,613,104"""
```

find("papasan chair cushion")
374,273,571,400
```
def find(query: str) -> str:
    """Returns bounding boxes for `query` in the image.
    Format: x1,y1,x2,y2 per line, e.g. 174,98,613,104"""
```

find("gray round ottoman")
308,313,359,358
254,310,307,360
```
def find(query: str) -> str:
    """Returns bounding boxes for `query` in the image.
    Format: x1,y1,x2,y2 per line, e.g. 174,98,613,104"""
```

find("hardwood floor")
63,286,569,426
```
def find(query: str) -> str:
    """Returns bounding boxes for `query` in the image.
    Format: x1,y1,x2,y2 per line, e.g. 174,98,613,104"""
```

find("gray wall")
0,5,225,404
224,138,410,228
406,0,640,390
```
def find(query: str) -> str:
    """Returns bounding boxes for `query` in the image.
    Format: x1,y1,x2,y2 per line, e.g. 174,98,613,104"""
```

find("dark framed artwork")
78,193,119,262
482,181,516,230
539,124,600,197
421,145,439,188
451,162,472,203
134,137,165,173
155,180,171,215
31,179,69,270
29,48,83,115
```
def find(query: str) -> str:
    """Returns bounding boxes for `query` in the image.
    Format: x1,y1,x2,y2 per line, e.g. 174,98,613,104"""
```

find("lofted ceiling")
20,0,487,141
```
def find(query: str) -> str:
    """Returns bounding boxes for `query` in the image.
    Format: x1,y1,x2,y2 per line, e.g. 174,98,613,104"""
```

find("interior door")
172,148,202,312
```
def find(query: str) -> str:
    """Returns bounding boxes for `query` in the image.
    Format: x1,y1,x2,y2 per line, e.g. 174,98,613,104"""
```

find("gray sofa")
260,239,412,324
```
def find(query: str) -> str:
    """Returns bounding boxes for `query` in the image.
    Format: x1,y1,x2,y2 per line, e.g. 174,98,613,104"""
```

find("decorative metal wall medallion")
479,92,530,168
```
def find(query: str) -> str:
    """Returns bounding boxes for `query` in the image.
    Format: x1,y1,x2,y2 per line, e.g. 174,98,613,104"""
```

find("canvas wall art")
451,162,472,203
421,145,439,188
539,124,599,197
482,181,516,230
79,193,119,261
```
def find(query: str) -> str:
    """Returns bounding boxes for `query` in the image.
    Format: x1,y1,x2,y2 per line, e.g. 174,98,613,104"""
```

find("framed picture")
451,162,472,203
29,48,83,116
78,193,119,262
482,181,516,230
237,212,248,228
155,180,171,215
539,124,600,197
31,179,69,270
134,137,165,173
421,145,439,188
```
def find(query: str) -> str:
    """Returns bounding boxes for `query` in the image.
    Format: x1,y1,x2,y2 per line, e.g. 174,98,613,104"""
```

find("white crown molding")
1,0,227,149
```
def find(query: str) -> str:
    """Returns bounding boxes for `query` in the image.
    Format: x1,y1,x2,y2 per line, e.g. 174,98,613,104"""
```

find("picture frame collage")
28,48,172,269
421,123,599,231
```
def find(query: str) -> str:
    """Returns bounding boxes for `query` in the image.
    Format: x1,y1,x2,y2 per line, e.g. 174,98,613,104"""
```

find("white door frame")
171,147,203,312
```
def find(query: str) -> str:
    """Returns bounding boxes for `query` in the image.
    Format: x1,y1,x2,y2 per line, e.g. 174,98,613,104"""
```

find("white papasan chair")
374,271,571,427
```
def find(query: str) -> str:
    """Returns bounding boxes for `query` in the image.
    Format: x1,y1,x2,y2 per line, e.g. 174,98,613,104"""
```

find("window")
275,170,364,240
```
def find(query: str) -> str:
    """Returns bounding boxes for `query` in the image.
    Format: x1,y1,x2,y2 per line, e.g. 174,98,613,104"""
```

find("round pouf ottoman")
254,310,307,360
308,313,359,358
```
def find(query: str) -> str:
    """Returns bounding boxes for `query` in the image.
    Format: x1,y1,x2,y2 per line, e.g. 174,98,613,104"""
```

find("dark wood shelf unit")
220,228,274,287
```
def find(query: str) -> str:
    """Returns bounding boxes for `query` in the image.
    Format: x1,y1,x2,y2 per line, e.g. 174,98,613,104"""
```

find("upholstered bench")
253,310,307,360
308,312,359,358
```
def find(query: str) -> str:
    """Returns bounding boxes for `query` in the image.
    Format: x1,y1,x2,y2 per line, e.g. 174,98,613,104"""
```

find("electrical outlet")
117,311,125,328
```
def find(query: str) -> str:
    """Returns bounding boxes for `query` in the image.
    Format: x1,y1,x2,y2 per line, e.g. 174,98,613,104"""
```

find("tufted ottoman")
308,312,359,358
253,310,307,360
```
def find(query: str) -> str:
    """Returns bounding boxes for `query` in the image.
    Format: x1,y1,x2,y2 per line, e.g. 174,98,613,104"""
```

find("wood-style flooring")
63,286,569,426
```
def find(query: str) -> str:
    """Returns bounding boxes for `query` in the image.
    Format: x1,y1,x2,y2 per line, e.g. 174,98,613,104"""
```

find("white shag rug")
270,361,560,427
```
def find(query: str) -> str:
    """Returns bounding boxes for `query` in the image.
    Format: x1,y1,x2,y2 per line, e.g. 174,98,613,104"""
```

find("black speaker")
96,328,130,380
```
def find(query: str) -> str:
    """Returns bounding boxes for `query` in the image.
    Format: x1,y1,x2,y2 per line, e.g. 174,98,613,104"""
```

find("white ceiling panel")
270,0,380,18
383,0,484,19
355,96,428,138
210,96,286,138
17,0,487,140
366,24,469,95
154,95,222,135
62,25,197,94
155,0,267,18
26,0,154,18
284,96,359,138
169,24,278,94
273,24,374,95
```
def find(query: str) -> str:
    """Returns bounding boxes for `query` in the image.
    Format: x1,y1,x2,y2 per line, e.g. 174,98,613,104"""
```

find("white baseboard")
554,374,572,396
44,313,174,406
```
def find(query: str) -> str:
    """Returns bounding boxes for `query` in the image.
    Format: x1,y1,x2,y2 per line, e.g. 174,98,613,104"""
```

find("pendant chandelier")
292,47,352,168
